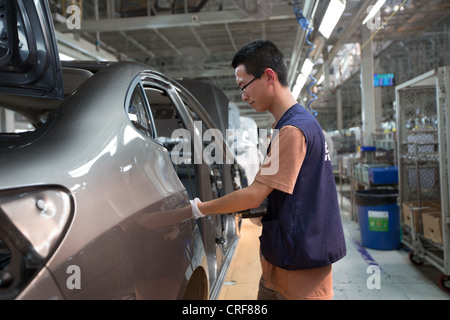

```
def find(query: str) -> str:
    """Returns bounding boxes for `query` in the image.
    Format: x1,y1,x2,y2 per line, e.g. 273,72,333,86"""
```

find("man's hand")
190,198,205,219
193,180,273,216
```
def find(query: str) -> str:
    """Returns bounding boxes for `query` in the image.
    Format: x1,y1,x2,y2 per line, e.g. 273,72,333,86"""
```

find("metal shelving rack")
396,67,450,292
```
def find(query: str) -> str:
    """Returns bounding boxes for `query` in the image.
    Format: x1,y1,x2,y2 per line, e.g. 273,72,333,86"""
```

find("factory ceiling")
52,0,450,130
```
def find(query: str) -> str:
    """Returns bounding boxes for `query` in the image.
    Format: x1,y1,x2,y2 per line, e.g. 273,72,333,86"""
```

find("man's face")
235,65,269,113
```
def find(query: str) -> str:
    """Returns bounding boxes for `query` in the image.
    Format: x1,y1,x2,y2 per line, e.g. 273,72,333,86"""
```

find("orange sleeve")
255,125,306,194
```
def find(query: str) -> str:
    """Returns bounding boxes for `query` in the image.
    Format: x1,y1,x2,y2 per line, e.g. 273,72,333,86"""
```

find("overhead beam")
224,23,238,52
119,31,155,60
55,7,295,33
153,29,182,55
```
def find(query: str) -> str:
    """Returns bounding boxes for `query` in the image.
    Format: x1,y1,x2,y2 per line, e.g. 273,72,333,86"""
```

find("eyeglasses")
239,76,258,94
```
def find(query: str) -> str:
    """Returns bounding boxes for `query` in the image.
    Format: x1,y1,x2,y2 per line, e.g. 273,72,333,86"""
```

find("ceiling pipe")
287,0,317,87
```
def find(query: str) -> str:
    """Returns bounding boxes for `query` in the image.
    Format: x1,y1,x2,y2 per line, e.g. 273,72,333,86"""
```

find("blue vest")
260,104,346,270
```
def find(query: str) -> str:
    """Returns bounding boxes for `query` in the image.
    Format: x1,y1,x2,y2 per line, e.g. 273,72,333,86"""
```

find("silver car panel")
16,267,64,300
0,61,242,299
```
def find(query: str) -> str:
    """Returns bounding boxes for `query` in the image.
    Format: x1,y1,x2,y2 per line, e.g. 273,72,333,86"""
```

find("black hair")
231,39,289,87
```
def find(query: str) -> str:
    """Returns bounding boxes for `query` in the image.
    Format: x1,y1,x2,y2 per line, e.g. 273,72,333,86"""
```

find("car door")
171,83,244,298
139,73,228,295
0,0,63,100
139,75,200,200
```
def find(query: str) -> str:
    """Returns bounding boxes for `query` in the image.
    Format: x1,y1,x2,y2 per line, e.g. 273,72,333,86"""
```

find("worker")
190,39,346,300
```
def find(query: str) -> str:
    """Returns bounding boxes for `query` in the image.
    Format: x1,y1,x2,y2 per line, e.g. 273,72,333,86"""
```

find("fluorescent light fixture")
317,75,325,86
292,84,301,100
293,74,307,99
362,0,386,25
301,59,315,77
318,0,346,39
293,59,315,99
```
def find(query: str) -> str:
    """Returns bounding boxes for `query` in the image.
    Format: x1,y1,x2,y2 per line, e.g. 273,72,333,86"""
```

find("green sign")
368,211,389,232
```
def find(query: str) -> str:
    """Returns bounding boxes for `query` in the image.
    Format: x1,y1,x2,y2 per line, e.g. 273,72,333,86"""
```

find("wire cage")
398,86,440,204
396,67,450,290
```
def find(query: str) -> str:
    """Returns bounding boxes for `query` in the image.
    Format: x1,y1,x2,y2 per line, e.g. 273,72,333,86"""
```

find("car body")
0,0,245,300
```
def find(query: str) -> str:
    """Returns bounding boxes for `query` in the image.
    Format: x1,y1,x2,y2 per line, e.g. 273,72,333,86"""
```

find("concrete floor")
218,189,450,300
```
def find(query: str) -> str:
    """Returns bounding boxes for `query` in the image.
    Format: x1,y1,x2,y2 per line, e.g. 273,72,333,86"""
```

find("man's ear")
264,68,277,84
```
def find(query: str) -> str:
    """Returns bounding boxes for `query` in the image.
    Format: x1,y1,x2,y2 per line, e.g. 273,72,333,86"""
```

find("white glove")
190,198,205,219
